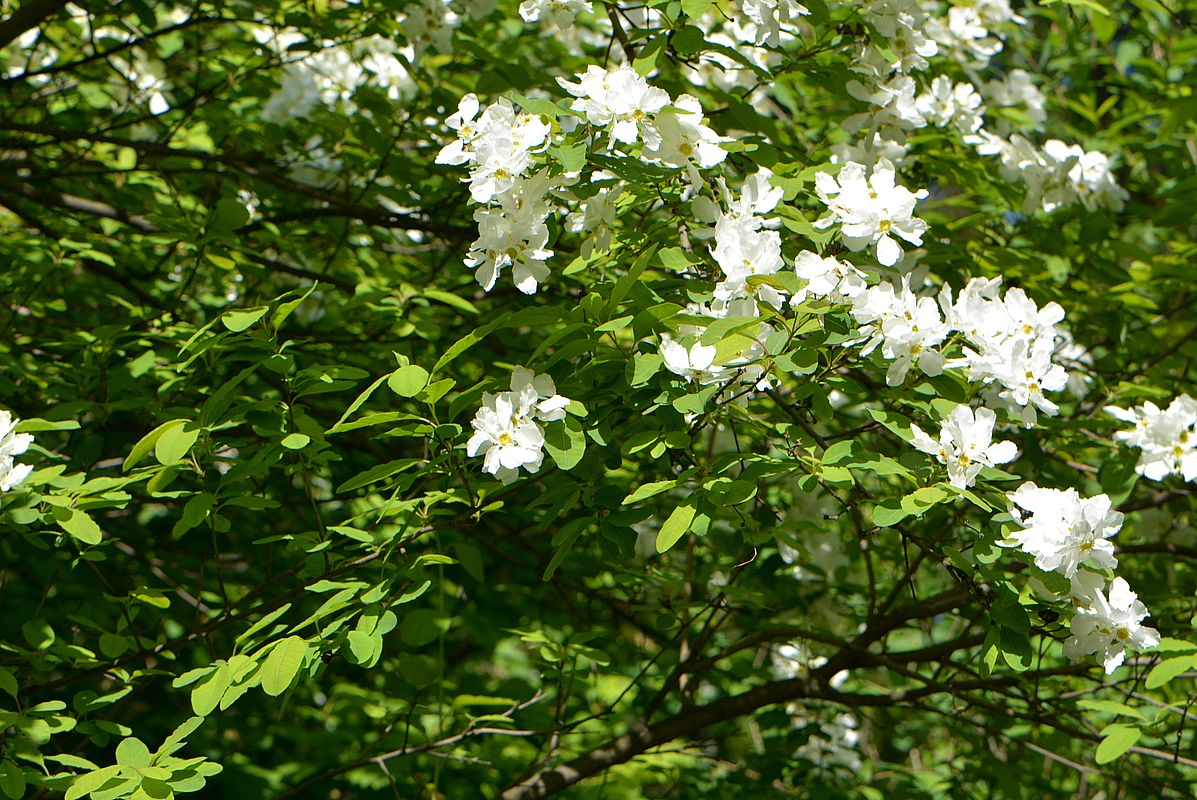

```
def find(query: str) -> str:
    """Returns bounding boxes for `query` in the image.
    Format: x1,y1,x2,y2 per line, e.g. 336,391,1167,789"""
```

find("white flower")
0,410,33,493
988,338,1068,426
1106,395,1197,482
660,338,726,385
845,75,924,128
437,96,550,204
1006,483,1123,578
914,76,985,133
519,0,592,28
792,251,867,305
641,94,729,178
466,392,546,483
738,0,809,47
1063,577,1160,674
710,216,786,309
851,278,948,386
910,405,1018,488
983,68,1046,129
557,65,670,148
509,367,570,422
466,369,570,483
815,159,928,267
567,176,622,257
262,62,324,123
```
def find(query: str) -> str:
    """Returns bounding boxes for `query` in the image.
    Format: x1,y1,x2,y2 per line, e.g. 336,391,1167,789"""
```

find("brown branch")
0,0,69,50
501,589,977,800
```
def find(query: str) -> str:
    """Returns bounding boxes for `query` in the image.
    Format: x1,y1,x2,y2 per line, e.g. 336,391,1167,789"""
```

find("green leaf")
399,609,451,646
543,416,586,471
1095,723,1141,764
64,766,121,800
155,716,204,759
388,365,430,397
871,499,909,528
0,760,25,800
630,353,663,386
699,316,760,346
260,637,308,697
211,198,250,232
432,313,512,375
422,288,478,315
0,667,16,699
656,503,697,553
336,458,421,493
622,480,677,505
115,737,151,768
124,419,188,471
705,478,756,506
681,0,712,18
190,660,233,716
671,25,707,55
345,630,377,665
54,506,104,545
551,142,587,172
821,440,855,465
542,518,588,581
281,433,310,450
221,306,269,332
154,420,200,466
172,493,213,538
271,283,319,329
1146,654,1197,689
609,245,657,313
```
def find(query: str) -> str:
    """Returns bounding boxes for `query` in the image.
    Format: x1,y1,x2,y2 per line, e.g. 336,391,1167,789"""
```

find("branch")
501,589,977,800
0,0,69,50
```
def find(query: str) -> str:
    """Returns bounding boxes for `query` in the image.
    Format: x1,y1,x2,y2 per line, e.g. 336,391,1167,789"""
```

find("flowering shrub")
0,1,1195,798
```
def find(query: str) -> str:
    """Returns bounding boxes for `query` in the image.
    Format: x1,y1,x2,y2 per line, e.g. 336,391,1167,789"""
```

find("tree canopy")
0,0,1196,798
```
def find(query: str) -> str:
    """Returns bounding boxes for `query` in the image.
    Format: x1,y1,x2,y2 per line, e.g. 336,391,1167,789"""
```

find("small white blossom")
1106,395,1197,483
557,65,670,148
815,159,929,267
660,338,726,385
1006,483,1123,578
519,0,592,28
0,410,33,493
852,277,948,386
467,368,570,483
1063,577,1160,674
792,251,867,305
910,404,1018,488
641,94,729,180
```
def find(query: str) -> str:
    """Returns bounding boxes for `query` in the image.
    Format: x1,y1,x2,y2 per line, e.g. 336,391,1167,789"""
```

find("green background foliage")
0,0,1195,798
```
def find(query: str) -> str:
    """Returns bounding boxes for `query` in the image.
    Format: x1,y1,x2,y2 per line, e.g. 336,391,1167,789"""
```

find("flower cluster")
519,0,593,30
971,134,1129,213
0,411,33,493
836,0,1126,217
437,95,554,293
814,159,928,267
1063,577,1161,674
738,0,810,47
1007,483,1158,672
851,276,949,386
910,404,1018,489
1106,395,1197,483
259,32,415,124
940,277,1069,425
558,65,727,179
439,66,727,294
466,368,570,484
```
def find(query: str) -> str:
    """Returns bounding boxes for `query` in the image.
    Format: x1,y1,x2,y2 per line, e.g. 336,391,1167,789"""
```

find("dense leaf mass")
0,1,1195,798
